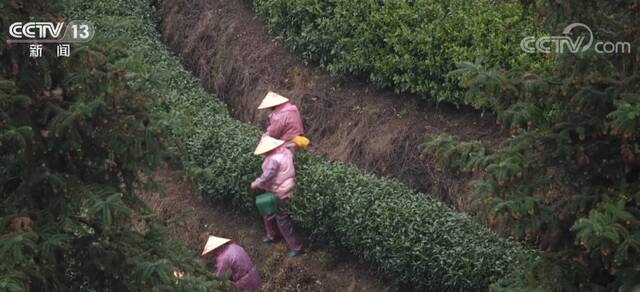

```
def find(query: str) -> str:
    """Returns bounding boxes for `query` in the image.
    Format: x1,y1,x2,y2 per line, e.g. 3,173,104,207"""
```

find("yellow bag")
292,135,310,150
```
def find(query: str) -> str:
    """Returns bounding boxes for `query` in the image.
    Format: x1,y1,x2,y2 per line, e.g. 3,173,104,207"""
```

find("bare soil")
139,169,390,292
158,0,507,210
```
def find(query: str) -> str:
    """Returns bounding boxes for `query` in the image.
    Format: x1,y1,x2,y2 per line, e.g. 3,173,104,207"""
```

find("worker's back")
216,243,261,291
267,102,304,142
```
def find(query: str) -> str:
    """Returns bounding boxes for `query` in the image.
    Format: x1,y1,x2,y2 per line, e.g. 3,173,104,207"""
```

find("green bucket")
256,193,277,216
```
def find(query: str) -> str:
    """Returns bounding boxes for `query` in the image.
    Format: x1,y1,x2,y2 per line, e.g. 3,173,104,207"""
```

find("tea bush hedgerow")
253,0,546,107
62,0,537,290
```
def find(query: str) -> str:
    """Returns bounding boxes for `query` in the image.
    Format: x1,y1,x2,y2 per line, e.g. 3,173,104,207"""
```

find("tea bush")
253,0,545,106
66,0,537,290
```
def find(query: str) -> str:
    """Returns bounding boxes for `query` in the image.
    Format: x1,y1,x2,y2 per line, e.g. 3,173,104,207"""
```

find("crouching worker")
250,136,303,257
201,236,261,292
258,91,310,151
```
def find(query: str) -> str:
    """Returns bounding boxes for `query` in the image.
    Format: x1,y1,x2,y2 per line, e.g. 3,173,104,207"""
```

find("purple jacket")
215,243,261,291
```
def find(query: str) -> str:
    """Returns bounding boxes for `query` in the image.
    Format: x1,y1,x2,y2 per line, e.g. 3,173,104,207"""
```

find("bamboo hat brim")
258,91,289,109
201,236,231,255
254,136,285,155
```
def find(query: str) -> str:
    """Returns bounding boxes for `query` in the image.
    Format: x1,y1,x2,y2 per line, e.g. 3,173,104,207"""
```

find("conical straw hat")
254,136,285,155
201,236,231,255
258,91,289,109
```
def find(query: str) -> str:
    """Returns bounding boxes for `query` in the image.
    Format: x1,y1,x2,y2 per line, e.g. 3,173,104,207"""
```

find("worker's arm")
215,253,232,280
251,159,280,189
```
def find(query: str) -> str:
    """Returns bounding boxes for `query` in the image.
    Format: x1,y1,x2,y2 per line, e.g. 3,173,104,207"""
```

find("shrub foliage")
0,1,225,291
425,1,640,290
253,0,545,105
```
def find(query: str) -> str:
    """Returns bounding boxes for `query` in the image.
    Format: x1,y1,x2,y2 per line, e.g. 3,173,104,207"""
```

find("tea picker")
201,235,261,291
258,91,310,151
251,136,303,257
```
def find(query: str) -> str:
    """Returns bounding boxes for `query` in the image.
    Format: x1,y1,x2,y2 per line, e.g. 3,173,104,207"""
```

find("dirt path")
158,0,507,210
139,169,389,292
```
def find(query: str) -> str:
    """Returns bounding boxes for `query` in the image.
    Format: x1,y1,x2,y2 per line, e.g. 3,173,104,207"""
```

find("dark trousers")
262,198,302,251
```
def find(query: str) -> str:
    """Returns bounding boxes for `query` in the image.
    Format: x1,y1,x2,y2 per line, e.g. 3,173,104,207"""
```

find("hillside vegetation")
254,0,546,107
0,1,226,290
255,0,640,289
59,0,537,290
426,1,640,290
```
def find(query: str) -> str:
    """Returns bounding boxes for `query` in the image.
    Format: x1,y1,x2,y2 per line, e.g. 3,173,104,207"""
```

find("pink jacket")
266,102,304,142
252,146,295,199
215,243,261,292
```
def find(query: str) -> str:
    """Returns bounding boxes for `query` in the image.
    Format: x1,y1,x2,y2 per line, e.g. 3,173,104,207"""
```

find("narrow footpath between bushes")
139,169,389,292
158,0,507,210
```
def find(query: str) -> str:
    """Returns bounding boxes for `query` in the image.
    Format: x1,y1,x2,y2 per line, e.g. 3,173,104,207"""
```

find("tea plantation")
60,0,537,290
